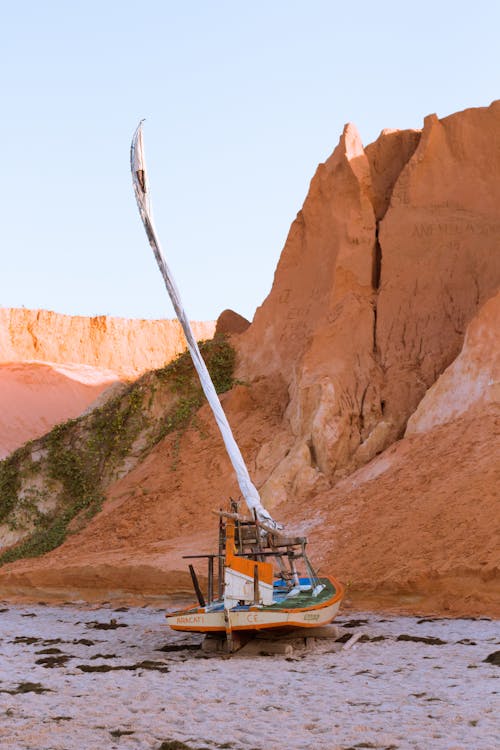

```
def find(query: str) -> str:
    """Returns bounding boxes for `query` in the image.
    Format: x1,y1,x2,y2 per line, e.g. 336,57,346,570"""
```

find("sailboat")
130,123,344,649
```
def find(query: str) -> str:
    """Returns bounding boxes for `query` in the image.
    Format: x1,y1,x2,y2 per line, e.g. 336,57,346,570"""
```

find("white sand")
0,603,498,750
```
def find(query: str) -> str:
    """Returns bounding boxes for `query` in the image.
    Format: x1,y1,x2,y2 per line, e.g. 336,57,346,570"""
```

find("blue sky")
1,0,499,322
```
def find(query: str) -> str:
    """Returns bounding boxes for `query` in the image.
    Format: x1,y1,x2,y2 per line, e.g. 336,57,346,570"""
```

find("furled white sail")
130,121,278,527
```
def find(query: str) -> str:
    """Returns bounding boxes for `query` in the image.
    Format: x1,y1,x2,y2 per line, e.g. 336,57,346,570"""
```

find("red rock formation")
215,309,250,336
238,123,383,499
238,101,500,495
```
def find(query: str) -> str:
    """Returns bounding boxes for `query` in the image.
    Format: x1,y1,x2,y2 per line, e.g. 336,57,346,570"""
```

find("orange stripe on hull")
169,616,340,633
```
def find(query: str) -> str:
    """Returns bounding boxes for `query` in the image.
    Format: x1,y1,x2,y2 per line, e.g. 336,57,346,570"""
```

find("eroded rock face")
406,289,500,434
239,123,384,482
0,309,215,377
237,100,500,492
377,103,500,439
304,405,500,617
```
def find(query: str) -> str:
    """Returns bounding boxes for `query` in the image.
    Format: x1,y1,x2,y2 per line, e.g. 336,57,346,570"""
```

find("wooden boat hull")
167,575,344,633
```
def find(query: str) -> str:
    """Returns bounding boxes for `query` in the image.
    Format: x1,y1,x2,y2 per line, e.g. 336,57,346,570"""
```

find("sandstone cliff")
0,310,216,457
0,309,215,377
406,289,500,434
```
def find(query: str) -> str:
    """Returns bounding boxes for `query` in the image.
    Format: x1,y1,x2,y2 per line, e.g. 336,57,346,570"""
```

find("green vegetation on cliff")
0,334,236,566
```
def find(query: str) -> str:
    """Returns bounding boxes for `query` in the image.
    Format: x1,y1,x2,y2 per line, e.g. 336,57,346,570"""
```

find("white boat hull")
166,576,344,633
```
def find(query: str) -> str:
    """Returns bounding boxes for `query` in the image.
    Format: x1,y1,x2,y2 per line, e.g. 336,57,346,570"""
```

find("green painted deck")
261,578,336,610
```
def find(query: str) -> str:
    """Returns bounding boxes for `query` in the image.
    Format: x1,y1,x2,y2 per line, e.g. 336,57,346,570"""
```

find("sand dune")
0,361,121,458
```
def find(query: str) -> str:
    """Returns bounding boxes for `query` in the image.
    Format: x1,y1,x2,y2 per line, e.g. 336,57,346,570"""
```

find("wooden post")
208,556,214,604
253,564,259,604
236,516,242,554
218,510,224,599
188,564,206,607
224,608,233,652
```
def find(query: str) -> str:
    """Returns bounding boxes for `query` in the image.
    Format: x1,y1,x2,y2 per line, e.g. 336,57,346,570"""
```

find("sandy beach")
0,603,498,750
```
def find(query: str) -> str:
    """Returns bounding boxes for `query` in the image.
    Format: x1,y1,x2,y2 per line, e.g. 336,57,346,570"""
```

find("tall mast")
130,121,278,528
